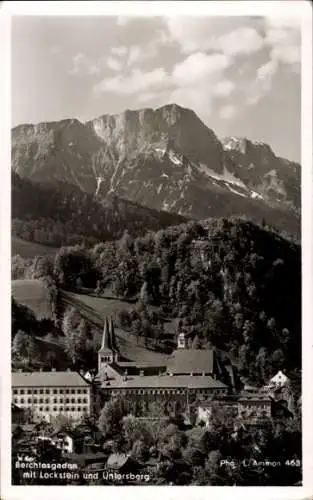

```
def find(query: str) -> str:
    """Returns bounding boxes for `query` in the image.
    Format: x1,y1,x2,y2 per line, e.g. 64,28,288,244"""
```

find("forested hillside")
15,217,297,385
12,172,186,247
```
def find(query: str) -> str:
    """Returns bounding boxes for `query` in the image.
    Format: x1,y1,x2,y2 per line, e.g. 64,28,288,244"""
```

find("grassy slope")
12,236,58,259
61,291,169,365
11,279,53,320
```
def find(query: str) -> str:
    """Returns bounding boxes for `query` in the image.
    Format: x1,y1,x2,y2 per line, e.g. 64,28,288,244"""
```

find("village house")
50,427,85,455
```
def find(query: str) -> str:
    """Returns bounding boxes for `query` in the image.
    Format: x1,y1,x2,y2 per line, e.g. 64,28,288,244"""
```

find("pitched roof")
99,318,111,353
166,349,215,375
12,403,24,412
109,317,118,352
100,373,227,389
107,453,130,469
12,371,90,387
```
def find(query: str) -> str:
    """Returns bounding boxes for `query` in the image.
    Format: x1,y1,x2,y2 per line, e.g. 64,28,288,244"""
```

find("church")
95,317,230,416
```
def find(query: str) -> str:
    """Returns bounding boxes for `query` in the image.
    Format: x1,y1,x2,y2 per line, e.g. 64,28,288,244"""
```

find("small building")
50,428,85,455
238,392,272,423
106,453,140,475
267,370,289,389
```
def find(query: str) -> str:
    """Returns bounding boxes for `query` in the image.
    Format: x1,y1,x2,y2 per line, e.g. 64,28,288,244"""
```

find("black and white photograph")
1,1,312,498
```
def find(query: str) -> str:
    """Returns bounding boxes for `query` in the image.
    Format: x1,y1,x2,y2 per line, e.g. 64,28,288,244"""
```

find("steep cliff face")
221,137,300,210
11,104,300,235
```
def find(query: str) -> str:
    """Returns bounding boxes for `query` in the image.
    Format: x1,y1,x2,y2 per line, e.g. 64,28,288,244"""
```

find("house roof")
99,317,118,354
107,453,130,469
12,371,90,387
51,427,84,439
238,392,272,402
100,373,227,389
166,349,215,375
12,403,24,412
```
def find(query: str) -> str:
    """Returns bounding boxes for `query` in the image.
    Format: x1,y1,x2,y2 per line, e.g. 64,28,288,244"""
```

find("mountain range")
12,103,301,246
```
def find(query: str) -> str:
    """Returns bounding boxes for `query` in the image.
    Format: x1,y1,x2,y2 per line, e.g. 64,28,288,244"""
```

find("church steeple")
109,316,118,352
100,317,110,351
98,317,115,373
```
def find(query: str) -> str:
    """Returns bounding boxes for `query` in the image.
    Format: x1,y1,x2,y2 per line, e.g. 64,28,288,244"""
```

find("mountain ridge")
12,103,300,237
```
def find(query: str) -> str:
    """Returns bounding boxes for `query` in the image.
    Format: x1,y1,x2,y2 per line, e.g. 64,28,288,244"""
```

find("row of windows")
13,388,88,395
13,398,88,405
239,404,270,410
36,407,88,413
108,388,226,395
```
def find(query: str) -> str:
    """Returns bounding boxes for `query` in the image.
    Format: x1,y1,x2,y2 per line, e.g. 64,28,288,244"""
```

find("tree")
12,330,30,359
54,245,99,289
131,439,149,462
12,330,39,363
140,281,151,304
29,256,54,280
62,308,87,366
98,397,130,438
122,414,152,451
191,334,201,349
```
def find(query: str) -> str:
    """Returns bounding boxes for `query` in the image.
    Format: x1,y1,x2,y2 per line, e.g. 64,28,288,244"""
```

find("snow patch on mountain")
198,164,248,190
251,191,264,200
95,177,103,196
226,184,248,198
168,150,182,166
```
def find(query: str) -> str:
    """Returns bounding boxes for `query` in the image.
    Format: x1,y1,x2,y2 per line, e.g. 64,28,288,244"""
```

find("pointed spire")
100,317,111,350
109,316,118,352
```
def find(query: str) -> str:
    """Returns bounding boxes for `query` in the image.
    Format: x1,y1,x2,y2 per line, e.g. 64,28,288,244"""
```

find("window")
13,398,17,404
77,407,81,412
45,398,49,404
45,406,49,412
77,398,81,404
13,390,17,395
66,398,69,404
71,407,75,412
77,389,81,394
53,407,57,412
83,390,87,394
53,390,57,394
39,407,43,412
27,390,32,394
71,389,75,394
33,390,37,394
45,389,50,394
59,399,63,404
34,398,38,404
28,398,31,404
53,398,57,403
39,398,43,404
20,389,25,395
71,398,75,404
60,390,64,394
20,398,24,404
39,390,44,394
83,407,87,412
65,390,69,394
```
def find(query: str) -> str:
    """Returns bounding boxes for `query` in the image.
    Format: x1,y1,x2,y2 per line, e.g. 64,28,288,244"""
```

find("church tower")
177,332,186,349
98,317,114,373
109,316,119,363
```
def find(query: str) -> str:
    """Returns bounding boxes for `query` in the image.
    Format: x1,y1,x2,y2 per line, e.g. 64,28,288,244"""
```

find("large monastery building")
96,317,229,416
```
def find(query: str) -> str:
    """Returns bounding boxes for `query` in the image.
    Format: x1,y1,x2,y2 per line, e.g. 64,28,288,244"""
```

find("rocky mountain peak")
11,104,300,236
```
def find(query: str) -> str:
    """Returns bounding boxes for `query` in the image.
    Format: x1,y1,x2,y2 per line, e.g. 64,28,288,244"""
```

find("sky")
11,14,301,162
